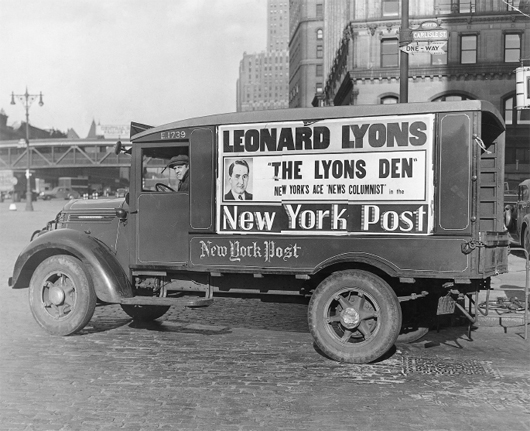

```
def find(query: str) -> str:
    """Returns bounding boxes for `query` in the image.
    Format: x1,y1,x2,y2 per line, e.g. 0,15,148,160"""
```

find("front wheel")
308,270,402,364
29,255,96,336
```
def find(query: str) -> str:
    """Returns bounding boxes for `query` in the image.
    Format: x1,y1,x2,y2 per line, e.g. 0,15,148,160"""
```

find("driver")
168,155,189,192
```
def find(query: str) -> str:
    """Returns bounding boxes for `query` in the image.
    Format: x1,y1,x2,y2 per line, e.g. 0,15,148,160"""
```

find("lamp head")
38,92,44,107
10,92,15,105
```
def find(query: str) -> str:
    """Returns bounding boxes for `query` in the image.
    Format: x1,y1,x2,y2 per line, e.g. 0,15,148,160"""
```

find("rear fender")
10,229,132,303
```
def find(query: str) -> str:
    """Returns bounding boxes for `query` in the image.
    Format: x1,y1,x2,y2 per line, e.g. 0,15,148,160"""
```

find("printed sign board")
400,41,447,55
217,115,435,236
96,124,131,139
411,29,448,41
0,170,17,192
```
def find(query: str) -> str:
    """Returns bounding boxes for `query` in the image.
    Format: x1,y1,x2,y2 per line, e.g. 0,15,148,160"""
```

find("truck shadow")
159,297,311,333
83,298,311,335
401,325,473,351
128,319,233,336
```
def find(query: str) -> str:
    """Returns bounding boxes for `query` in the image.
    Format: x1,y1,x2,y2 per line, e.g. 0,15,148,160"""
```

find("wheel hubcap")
48,285,66,306
41,273,76,319
341,307,360,328
326,289,380,345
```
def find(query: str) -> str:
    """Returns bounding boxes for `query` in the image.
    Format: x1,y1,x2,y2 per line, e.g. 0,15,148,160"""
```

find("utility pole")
399,0,409,103
10,88,44,211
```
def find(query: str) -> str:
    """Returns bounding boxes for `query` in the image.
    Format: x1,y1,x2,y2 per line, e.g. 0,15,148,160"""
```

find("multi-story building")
293,0,529,186
236,0,290,112
288,0,325,108
0,109,66,141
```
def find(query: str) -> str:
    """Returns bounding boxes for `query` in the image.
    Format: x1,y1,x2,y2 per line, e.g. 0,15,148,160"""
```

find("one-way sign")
400,41,447,55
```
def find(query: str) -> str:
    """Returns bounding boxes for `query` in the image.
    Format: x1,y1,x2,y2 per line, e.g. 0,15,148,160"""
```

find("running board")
119,297,213,308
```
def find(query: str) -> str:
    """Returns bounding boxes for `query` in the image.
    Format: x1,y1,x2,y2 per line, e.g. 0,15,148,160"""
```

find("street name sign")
411,29,449,41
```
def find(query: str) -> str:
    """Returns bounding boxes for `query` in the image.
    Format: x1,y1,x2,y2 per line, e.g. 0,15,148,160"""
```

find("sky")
0,0,267,138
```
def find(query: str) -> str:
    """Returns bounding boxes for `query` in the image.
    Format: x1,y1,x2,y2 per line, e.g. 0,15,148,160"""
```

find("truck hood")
62,198,126,212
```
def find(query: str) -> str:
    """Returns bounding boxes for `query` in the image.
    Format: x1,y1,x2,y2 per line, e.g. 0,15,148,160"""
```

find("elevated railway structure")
0,139,131,191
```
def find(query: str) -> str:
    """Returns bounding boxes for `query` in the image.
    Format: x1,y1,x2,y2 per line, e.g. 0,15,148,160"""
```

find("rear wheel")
29,255,96,335
397,297,434,343
308,270,402,364
397,326,429,344
121,304,170,322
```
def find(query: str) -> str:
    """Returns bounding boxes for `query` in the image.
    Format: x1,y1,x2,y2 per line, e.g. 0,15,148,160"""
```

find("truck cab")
10,101,509,364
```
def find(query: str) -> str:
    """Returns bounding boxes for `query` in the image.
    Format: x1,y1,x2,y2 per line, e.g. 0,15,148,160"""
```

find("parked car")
115,188,128,198
504,181,518,208
39,187,80,200
505,179,530,253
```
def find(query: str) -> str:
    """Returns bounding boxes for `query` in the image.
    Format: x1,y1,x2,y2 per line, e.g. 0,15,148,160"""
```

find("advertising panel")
217,114,435,236
0,170,17,192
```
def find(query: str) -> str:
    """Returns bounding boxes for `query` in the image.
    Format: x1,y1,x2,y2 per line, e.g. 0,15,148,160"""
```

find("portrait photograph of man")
224,158,253,201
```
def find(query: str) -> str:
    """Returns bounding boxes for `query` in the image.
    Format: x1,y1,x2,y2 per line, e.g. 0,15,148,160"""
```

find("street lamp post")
10,88,44,211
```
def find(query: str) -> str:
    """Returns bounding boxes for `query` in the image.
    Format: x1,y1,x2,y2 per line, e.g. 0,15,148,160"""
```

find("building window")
316,3,323,19
461,35,477,64
504,95,530,126
383,0,399,16
505,33,521,63
457,0,475,13
316,45,323,58
381,39,399,68
504,95,530,164
316,29,323,40
381,96,399,104
504,96,515,125
505,0,528,12
436,0,476,14
316,64,323,77
436,0,451,14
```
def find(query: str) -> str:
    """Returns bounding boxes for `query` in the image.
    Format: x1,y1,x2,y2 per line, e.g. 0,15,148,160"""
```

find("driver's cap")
168,154,189,167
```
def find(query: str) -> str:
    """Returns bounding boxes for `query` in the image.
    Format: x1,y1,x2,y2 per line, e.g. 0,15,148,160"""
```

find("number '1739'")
160,130,186,140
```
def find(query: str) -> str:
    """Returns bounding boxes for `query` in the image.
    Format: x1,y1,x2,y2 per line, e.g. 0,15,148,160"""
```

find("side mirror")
114,140,123,155
114,140,132,155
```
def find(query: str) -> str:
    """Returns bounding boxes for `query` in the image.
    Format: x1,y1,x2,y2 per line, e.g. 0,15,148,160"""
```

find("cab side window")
141,146,189,192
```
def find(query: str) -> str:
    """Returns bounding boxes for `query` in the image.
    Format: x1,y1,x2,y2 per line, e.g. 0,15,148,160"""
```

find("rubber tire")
397,297,433,343
397,326,429,344
308,270,402,364
29,255,96,336
523,226,530,255
121,304,170,322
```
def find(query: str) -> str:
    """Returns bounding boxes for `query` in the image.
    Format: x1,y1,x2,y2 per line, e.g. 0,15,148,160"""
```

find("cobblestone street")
1,200,529,431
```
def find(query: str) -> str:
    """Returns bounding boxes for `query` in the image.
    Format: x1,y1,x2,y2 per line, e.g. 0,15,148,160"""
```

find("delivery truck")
9,100,509,363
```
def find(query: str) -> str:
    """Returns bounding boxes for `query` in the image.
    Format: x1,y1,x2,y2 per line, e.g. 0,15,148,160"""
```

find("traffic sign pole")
400,0,409,103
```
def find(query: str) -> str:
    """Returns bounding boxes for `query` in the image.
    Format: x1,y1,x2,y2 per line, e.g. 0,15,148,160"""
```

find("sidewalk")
476,247,529,336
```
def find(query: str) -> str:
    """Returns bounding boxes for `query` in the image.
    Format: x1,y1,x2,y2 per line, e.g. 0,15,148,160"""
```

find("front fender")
10,229,132,303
